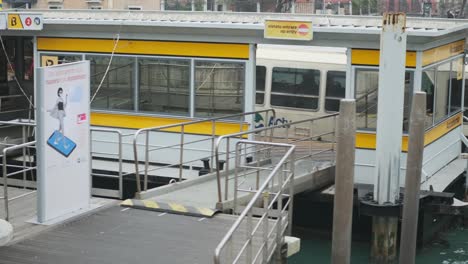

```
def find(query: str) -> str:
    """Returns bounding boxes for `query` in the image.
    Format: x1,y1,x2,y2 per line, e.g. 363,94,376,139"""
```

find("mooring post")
331,99,356,264
399,92,426,264
371,12,407,264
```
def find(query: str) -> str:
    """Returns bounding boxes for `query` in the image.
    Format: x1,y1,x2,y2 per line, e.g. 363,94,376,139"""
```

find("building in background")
2,0,161,10
1,0,466,18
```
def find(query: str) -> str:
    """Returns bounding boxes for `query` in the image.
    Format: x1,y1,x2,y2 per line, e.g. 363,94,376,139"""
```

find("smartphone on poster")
47,130,77,158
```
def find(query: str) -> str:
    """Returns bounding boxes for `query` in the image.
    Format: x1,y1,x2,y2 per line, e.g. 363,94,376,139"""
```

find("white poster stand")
36,61,91,223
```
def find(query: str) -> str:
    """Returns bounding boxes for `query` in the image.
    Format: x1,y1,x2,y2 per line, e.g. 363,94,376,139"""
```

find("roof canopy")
5,10,468,50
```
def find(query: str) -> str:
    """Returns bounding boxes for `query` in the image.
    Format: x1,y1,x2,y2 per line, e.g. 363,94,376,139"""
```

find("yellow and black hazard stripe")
121,199,219,218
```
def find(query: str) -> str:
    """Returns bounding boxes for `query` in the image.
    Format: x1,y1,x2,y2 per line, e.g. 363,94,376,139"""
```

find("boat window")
270,67,320,110
195,61,244,117
256,66,266,105
138,58,190,116
87,55,134,111
325,71,346,112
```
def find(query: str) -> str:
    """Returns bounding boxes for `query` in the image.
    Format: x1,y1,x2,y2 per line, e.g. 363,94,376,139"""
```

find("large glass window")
270,67,320,110
423,56,464,128
449,58,463,114
355,69,414,131
434,61,450,123
139,58,190,115
355,69,379,130
422,69,435,128
325,71,346,112
256,66,266,105
88,55,134,111
195,61,244,117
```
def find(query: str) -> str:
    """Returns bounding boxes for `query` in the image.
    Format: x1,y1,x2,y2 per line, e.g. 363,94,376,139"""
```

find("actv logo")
298,24,310,36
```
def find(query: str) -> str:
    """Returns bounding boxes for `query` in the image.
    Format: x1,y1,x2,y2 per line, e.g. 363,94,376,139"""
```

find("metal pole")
371,13,407,264
399,92,426,264
374,12,407,208
22,125,26,188
144,131,149,191
224,137,230,201
331,99,356,264
262,191,270,263
211,120,215,171
118,132,123,199
3,148,9,221
179,126,185,182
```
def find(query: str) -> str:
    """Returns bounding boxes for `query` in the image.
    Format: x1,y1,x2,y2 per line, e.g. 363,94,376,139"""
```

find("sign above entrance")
264,20,313,41
7,13,43,30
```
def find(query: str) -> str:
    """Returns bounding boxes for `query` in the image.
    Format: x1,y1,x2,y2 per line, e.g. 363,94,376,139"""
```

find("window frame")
269,66,321,112
37,51,247,120
324,70,346,113
255,65,266,106
421,54,465,128
193,59,246,118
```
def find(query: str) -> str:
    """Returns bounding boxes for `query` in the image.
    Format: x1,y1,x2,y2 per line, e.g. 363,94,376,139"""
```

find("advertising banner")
36,61,90,223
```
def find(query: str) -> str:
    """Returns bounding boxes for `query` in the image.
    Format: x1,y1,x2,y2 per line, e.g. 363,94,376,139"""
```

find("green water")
289,227,468,264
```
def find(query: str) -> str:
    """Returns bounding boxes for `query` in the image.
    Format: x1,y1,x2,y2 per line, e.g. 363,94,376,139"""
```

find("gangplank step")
120,199,220,218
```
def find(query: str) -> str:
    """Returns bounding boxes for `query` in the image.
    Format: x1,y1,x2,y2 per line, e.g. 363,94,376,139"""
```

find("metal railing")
214,140,295,264
0,120,36,190
0,95,34,120
132,109,276,194
215,113,338,203
1,141,36,221
90,127,132,199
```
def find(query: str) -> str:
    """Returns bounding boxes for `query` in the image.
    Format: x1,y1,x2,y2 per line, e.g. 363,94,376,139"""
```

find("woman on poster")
48,87,68,147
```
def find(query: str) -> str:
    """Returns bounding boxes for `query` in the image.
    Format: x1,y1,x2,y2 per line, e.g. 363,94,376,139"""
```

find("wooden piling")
399,92,426,264
331,99,356,264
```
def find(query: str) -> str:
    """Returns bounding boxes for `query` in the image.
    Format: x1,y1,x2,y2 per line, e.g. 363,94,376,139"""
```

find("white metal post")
370,13,407,264
374,13,407,205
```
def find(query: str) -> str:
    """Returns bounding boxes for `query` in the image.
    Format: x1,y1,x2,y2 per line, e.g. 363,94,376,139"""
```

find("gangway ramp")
130,113,338,213
131,156,334,212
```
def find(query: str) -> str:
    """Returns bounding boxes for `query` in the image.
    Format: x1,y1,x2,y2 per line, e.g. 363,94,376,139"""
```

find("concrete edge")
285,236,301,257
0,220,13,247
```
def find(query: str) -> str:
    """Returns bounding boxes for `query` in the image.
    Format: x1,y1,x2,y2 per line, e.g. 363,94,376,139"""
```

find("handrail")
2,141,36,221
214,112,338,203
132,109,276,194
213,140,295,264
90,127,124,199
